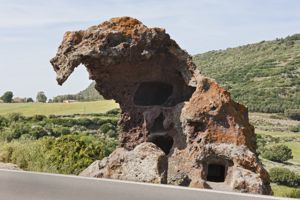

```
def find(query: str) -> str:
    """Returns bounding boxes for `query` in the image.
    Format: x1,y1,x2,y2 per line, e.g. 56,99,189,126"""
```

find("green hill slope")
76,82,103,101
193,34,300,113
53,82,103,102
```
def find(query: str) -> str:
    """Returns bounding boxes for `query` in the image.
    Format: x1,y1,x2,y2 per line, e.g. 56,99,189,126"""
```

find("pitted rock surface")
51,17,271,194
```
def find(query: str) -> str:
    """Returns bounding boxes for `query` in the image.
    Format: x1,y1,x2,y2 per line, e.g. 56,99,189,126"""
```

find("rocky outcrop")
51,17,271,194
80,143,167,183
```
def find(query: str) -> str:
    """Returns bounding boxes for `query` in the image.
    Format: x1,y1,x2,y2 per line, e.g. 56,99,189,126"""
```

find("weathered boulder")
51,17,271,194
80,142,167,183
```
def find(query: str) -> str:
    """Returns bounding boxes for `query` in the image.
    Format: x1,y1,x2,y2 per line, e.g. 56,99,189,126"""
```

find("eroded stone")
51,17,271,194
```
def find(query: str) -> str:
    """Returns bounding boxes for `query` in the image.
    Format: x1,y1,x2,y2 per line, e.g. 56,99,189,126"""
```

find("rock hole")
207,164,225,182
151,113,165,132
188,121,206,132
134,82,173,106
148,134,174,155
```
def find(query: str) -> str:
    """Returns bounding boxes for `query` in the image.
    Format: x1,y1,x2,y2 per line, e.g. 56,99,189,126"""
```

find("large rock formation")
51,17,271,194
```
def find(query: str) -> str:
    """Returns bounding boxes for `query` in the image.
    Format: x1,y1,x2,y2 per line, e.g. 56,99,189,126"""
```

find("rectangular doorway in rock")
207,164,225,182
134,82,173,106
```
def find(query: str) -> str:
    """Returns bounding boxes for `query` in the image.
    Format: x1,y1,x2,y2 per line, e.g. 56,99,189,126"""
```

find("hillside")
76,82,103,101
193,34,300,113
53,82,103,102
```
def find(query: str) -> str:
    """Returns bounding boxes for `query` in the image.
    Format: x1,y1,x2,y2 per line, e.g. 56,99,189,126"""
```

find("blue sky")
1,0,300,99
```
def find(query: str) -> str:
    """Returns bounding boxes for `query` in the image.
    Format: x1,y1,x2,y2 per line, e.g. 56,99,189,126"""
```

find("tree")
1,91,13,103
36,91,47,103
261,144,293,163
26,97,34,103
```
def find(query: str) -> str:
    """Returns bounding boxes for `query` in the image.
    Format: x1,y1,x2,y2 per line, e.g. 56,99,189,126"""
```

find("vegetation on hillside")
251,112,300,198
53,82,103,102
193,34,300,113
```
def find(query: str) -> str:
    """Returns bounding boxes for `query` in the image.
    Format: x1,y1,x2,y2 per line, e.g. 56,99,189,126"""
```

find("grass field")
0,100,119,116
283,142,300,163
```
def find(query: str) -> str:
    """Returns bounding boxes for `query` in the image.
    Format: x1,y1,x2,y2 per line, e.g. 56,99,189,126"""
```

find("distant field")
0,100,119,116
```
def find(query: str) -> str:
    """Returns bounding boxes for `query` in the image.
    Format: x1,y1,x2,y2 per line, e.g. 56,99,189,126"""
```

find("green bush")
0,134,118,175
106,108,121,115
30,126,48,139
99,123,114,133
269,167,300,187
32,115,47,122
285,109,300,121
45,134,117,174
261,144,293,162
0,113,121,174
0,116,8,128
7,113,25,122
51,126,71,137
289,124,300,132
0,123,30,141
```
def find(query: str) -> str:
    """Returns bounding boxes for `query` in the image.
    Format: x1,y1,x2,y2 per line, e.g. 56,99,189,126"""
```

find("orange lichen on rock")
51,17,271,194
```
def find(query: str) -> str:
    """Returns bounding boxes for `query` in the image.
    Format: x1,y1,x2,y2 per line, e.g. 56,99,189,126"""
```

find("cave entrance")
151,113,165,132
148,134,174,155
207,164,225,182
134,82,173,106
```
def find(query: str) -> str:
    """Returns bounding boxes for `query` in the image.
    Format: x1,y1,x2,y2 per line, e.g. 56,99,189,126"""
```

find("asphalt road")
0,169,289,200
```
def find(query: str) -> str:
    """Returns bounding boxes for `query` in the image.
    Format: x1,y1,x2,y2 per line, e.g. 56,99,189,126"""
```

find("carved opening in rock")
207,164,226,182
134,82,173,106
151,113,166,133
148,134,173,155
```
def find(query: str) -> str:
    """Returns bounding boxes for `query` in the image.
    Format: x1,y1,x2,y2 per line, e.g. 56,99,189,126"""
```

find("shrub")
0,134,118,175
76,118,93,127
285,109,300,121
0,116,8,128
32,115,47,122
261,144,293,162
41,134,117,174
106,108,121,116
0,123,30,141
30,126,48,139
51,126,70,137
7,113,25,122
99,123,113,133
269,167,300,187
289,124,300,132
